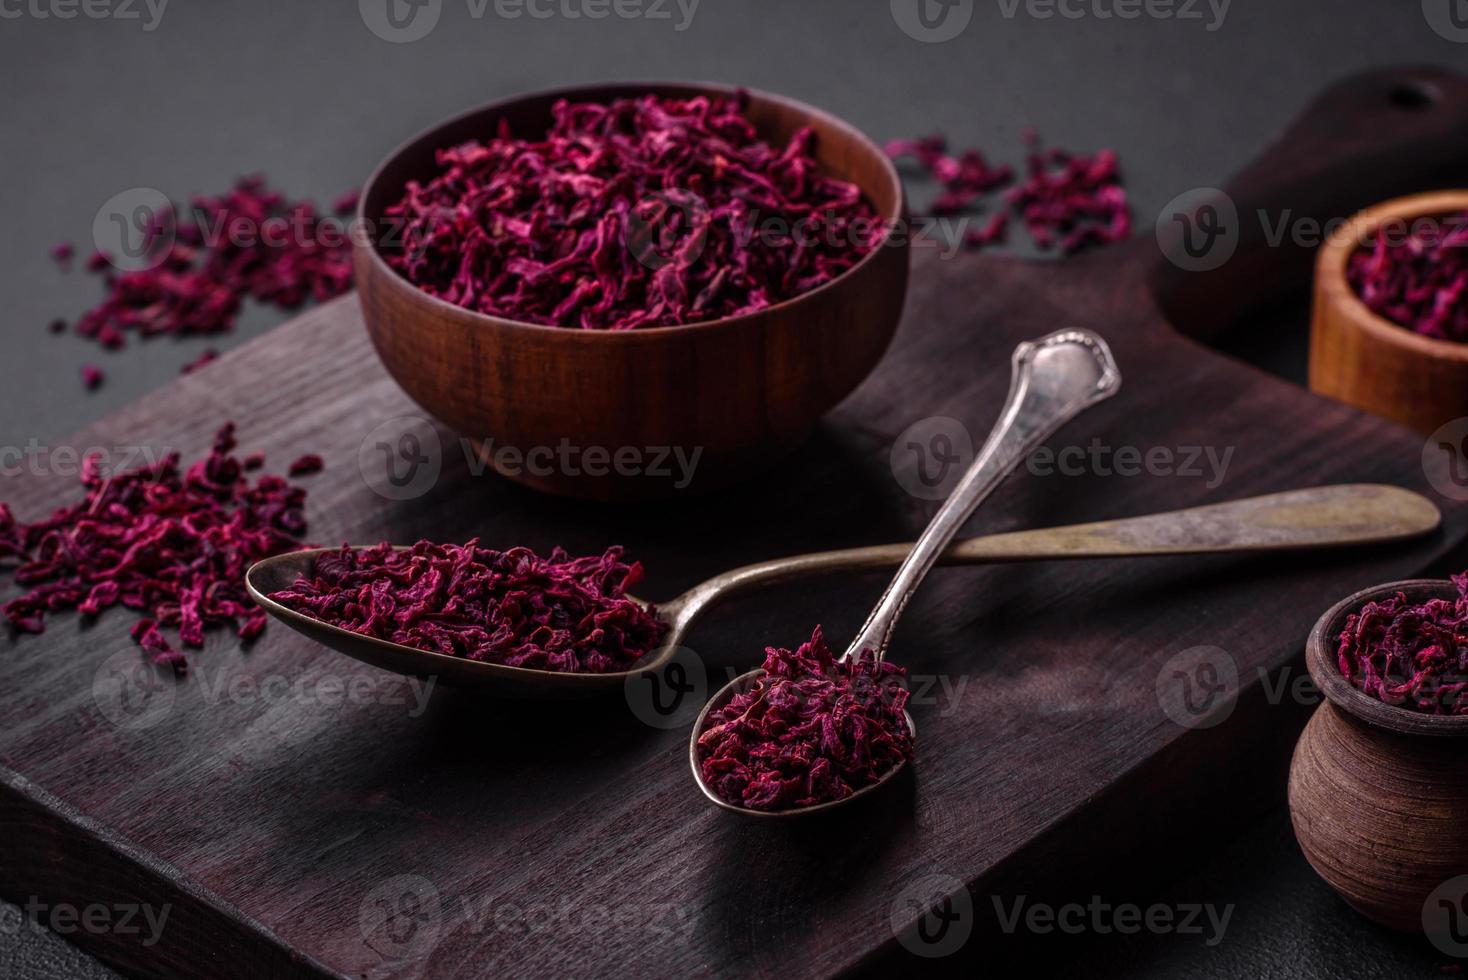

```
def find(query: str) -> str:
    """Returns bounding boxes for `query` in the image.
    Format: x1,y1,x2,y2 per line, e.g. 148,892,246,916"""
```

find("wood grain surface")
6,67,1468,978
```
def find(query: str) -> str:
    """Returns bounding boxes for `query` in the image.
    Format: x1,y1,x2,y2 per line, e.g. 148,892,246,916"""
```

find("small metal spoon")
690,328,1124,815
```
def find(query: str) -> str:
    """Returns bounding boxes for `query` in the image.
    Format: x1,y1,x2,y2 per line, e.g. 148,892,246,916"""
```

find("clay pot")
1289,579,1468,932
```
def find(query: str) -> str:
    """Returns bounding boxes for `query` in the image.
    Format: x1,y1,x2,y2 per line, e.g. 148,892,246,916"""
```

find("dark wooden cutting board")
6,68,1468,979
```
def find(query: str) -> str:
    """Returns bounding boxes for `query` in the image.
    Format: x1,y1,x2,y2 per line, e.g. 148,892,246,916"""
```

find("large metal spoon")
690,329,1121,816
247,480,1437,699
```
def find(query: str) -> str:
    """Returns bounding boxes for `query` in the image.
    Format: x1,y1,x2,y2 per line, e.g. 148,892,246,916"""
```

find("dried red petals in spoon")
0,424,312,670
267,541,666,673
1336,573,1468,714
1347,212,1468,342
696,626,913,811
384,92,881,330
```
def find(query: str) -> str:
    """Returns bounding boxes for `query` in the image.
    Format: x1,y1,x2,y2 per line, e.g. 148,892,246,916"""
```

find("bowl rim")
1305,577,1468,737
1315,189,1468,363
354,79,909,338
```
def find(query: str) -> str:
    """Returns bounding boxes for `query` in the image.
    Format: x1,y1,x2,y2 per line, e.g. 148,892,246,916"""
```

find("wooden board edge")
0,766,344,980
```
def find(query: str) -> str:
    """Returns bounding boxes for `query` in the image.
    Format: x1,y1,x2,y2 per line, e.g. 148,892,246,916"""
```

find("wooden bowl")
1288,580,1468,932
353,82,909,500
1309,190,1468,435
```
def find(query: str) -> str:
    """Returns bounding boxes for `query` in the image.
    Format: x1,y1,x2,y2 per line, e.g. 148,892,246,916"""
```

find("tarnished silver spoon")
247,479,1436,703
247,480,1437,701
690,328,1123,816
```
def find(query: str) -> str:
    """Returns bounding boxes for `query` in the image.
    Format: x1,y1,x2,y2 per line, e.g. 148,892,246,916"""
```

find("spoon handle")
660,485,1439,637
843,329,1121,662
939,483,1440,559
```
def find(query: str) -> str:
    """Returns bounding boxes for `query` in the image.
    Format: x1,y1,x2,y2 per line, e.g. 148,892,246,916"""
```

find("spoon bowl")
688,665,917,818
246,547,638,698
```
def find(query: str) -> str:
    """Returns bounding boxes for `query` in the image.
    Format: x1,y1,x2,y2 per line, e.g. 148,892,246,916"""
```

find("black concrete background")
2,0,1466,976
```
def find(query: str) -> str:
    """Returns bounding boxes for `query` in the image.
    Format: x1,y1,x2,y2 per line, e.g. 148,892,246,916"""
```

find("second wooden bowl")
1310,190,1468,435
1288,580,1468,932
354,82,909,500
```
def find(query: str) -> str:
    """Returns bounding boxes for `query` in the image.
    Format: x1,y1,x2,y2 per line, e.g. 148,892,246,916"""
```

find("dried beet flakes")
65,177,355,351
1005,134,1131,255
886,133,1013,218
696,626,913,811
1336,574,1468,715
267,541,666,674
287,454,324,477
1348,212,1468,342
180,349,219,374
0,424,311,671
885,129,1130,254
54,178,356,389
384,92,882,330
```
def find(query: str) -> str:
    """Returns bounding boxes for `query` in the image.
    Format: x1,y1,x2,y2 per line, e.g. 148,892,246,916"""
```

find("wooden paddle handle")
1149,67,1468,340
